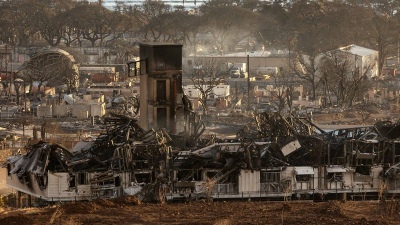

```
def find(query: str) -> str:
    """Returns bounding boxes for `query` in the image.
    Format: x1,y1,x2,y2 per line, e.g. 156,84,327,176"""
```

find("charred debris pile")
3,112,400,202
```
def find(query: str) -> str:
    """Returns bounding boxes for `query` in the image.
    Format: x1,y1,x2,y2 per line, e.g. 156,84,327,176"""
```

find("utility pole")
5,42,9,104
247,55,250,110
235,81,238,102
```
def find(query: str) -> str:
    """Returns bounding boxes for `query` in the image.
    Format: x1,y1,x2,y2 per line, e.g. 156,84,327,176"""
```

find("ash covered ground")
0,198,399,225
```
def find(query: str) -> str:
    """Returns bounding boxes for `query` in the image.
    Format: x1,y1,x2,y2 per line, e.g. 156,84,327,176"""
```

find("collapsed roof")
3,112,400,200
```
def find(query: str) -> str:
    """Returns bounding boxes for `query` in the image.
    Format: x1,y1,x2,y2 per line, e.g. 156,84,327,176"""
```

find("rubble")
2,110,400,204
106,95,139,117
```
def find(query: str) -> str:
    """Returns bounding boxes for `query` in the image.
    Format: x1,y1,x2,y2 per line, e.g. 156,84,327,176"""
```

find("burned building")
4,43,400,205
138,43,184,133
4,111,400,203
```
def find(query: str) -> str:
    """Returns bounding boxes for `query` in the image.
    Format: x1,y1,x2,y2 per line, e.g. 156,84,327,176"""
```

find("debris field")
0,197,400,225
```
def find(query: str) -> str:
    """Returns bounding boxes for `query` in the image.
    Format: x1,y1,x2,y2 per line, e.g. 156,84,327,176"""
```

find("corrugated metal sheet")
47,173,75,198
281,140,301,156
238,170,260,193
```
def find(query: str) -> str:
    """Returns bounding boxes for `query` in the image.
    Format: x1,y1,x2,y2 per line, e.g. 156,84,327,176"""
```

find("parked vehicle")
228,63,246,78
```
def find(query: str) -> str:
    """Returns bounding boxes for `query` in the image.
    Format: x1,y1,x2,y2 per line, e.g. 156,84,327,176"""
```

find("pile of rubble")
3,111,400,204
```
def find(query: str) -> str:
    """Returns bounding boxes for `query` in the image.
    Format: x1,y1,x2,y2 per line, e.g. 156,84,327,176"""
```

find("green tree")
0,0,41,46
133,0,173,42
158,8,201,45
68,4,124,47
199,4,260,52
257,1,288,48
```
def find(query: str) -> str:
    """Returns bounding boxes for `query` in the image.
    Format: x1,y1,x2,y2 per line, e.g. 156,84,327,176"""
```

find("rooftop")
339,44,378,56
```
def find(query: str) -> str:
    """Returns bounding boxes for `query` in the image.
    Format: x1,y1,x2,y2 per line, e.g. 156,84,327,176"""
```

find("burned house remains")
3,43,400,205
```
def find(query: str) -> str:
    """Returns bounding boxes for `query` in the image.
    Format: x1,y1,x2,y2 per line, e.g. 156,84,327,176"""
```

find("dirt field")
0,198,399,225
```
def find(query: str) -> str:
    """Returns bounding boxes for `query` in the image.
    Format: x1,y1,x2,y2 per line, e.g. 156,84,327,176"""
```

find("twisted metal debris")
3,112,400,203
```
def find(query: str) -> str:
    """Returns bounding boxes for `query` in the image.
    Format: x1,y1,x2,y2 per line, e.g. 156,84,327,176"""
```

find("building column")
17,191,22,208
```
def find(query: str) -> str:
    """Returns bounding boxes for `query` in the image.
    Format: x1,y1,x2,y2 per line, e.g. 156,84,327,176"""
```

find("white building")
339,45,379,78
183,84,230,99
319,44,379,79
183,84,230,109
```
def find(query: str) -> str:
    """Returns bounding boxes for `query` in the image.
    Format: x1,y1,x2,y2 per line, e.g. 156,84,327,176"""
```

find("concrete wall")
82,95,92,102
52,105,72,117
37,105,52,118
71,105,91,119
61,104,105,118
90,103,105,117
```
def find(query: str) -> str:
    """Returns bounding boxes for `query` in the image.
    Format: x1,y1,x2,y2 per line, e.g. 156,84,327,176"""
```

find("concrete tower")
139,43,184,133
